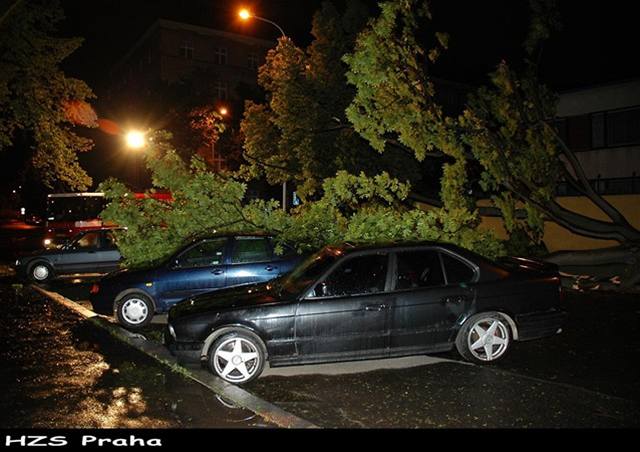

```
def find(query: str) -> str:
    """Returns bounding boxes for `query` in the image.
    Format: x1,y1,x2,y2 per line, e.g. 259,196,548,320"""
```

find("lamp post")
239,8,289,210
212,106,228,172
125,130,146,189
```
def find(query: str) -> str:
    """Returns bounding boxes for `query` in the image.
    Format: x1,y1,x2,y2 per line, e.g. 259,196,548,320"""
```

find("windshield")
278,247,341,297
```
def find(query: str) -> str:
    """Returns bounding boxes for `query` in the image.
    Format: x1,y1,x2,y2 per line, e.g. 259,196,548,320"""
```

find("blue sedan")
90,234,303,329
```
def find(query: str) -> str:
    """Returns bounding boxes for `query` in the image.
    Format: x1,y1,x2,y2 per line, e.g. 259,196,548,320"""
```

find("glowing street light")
219,106,228,116
125,130,146,149
238,8,286,37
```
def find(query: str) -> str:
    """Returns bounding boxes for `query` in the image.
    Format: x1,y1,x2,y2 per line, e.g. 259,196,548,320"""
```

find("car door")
388,248,476,353
93,230,122,273
56,230,103,273
294,252,393,361
225,236,280,286
157,237,230,306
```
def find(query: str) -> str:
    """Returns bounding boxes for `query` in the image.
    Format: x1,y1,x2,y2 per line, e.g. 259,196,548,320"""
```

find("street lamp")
238,8,286,38
239,8,289,210
125,130,146,149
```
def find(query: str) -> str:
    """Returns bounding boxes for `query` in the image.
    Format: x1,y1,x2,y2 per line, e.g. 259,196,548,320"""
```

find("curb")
31,284,318,429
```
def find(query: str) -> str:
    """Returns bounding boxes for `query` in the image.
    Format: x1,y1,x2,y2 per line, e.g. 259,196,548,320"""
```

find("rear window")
231,237,272,264
441,252,476,284
395,250,445,289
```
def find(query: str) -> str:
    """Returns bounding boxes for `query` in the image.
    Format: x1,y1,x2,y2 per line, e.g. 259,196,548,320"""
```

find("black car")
15,228,122,282
90,234,303,329
166,242,568,384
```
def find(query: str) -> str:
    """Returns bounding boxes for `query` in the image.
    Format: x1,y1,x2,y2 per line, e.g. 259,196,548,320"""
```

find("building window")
180,42,194,59
247,53,259,70
214,81,228,100
590,106,640,149
214,47,227,65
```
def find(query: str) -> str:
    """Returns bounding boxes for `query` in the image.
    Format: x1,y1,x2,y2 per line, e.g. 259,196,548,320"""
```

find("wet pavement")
0,278,275,428
243,290,640,428
49,274,640,428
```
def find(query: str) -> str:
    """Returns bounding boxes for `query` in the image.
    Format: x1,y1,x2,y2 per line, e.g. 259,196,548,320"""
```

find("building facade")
555,79,640,196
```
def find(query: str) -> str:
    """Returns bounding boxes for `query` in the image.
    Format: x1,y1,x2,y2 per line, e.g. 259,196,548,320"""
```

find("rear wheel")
29,261,53,283
208,331,266,384
115,293,154,329
456,312,512,364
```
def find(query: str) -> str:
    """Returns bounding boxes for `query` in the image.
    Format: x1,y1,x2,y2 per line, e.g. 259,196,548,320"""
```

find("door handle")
265,265,278,271
442,295,467,304
211,269,225,275
364,303,389,312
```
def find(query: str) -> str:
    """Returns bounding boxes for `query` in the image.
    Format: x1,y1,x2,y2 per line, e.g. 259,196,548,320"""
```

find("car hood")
169,281,287,321
101,265,159,285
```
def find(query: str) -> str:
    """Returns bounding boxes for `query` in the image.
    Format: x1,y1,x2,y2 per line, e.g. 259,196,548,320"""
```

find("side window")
231,237,272,264
314,254,388,298
395,250,445,290
176,238,227,269
441,252,476,284
74,232,100,249
102,231,117,249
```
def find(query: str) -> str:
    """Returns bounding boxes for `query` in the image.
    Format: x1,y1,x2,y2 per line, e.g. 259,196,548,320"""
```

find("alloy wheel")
212,337,261,383
467,317,510,362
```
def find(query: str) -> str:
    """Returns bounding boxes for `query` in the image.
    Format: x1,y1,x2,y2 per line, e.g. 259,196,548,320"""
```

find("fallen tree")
343,0,640,289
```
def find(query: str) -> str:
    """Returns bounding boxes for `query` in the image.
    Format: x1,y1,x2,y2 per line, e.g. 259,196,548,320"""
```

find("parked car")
165,241,568,384
90,234,304,329
14,228,122,283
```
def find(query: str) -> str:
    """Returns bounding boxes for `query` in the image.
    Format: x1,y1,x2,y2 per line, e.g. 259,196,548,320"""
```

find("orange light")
238,8,251,20
125,130,145,149
219,107,228,116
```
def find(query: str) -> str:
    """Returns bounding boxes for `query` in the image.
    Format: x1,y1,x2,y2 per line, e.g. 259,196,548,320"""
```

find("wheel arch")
456,309,519,341
201,324,269,361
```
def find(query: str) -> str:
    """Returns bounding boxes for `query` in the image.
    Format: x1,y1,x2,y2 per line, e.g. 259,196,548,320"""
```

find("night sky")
59,0,640,91
5,0,640,198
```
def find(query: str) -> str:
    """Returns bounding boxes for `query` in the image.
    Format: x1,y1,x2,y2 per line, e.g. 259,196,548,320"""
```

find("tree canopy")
239,0,423,200
0,0,97,190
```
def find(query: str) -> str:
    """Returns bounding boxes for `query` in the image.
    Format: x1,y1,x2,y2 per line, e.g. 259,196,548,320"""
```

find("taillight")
90,284,100,295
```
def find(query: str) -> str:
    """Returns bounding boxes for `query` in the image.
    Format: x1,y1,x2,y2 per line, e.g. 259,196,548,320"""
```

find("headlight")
15,259,21,266
168,324,176,340
43,238,52,247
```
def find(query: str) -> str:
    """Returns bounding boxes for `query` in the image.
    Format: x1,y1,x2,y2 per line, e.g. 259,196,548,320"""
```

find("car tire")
115,293,154,330
28,261,54,283
208,331,266,385
455,312,512,364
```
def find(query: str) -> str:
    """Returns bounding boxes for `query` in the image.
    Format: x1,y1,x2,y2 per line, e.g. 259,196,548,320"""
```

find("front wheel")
115,293,154,329
455,312,512,364
29,261,53,283
208,332,266,384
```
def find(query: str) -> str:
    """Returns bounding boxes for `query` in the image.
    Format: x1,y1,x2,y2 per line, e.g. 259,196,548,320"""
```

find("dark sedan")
90,234,303,329
14,228,122,282
166,242,568,384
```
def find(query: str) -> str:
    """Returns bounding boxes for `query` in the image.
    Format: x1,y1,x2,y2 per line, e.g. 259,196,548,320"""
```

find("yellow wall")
477,195,640,252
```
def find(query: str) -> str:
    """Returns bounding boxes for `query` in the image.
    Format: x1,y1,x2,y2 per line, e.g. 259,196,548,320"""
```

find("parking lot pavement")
247,361,640,428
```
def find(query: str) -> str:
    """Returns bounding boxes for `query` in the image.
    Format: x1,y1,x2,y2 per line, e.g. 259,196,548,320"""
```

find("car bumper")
516,309,568,341
164,325,203,364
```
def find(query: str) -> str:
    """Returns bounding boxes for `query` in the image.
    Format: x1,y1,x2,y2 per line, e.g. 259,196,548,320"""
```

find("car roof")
333,240,465,254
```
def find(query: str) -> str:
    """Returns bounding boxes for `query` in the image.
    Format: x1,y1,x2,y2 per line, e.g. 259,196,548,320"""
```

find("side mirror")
170,259,181,269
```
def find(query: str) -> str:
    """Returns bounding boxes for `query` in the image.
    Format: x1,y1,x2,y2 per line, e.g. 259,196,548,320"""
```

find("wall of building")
476,195,640,252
